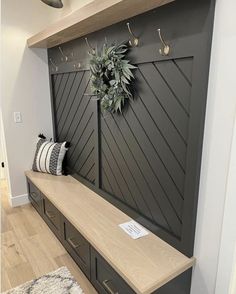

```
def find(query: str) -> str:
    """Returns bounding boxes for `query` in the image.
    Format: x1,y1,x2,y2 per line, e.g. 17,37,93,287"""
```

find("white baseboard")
10,193,30,207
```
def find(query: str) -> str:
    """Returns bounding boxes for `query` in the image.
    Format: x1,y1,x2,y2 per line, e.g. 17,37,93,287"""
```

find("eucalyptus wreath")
89,43,136,113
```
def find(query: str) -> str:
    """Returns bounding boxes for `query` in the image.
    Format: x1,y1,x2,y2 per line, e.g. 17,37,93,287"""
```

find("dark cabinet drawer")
91,248,135,294
63,218,90,279
27,180,43,214
43,197,62,239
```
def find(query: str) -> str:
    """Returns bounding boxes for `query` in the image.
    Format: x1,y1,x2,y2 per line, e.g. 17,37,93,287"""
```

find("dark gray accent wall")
100,57,193,240
52,71,96,184
48,0,216,258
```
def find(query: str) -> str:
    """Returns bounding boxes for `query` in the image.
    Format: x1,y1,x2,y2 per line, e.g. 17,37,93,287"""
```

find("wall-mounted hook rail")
49,58,58,72
59,46,68,62
157,28,170,56
73,62,81,70
126,22,139,47
85,37,95,54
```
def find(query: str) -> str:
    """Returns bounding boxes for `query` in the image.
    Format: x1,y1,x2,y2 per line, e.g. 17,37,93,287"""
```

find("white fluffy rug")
3,267,84,294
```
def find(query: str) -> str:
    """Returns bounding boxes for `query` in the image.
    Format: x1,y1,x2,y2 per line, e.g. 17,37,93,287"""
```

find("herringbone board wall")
53,70,95,184
52,57,193,240
49,0,216,257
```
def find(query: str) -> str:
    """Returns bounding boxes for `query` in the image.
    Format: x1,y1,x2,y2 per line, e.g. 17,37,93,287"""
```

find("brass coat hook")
157,29,170,56
85,37,95,54
58,46,68,62
126,22,139,47
49,58,58,72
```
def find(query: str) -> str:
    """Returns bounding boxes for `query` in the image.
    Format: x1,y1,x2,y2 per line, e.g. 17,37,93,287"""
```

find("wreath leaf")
89,43,136,113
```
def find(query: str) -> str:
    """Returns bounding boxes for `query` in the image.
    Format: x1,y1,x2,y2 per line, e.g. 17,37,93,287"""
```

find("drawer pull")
30,192,38,199
45,210,55,219
68,238,80,249
102,280,119,294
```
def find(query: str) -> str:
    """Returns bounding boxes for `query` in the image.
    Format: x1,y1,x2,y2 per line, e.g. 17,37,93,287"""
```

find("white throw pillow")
32,135,69,176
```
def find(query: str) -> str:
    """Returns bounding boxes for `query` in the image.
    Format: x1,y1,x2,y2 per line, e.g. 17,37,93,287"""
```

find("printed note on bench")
119,220,149,239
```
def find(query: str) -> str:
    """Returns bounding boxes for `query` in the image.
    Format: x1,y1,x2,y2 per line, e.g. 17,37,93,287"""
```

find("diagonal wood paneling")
52,70,95,184
48,0,216,262
51,58,194,243
51,58,193,239
100,57,193,238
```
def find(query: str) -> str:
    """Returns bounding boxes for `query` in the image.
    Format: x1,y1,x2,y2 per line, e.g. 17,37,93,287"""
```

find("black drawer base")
62,217,91,279
91,248,135,294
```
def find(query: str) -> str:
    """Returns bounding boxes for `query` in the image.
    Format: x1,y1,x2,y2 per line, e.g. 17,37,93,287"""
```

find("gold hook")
85,37,95,54
126,22,139,47
49,58,58,72
58,46,68,62
157,29,170,56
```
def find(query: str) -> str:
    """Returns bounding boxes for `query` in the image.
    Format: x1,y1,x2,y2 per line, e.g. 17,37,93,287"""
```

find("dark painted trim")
181,0,216,255
48,73,57,140
94,100,100,188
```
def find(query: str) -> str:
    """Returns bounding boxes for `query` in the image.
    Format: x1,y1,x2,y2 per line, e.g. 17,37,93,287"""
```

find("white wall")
191,0,236,293
215,116,236,294
53,0,94,18
0,111,9,181
1,0,60,204
66,0,94,11
0,0,95,205
229,249,236,294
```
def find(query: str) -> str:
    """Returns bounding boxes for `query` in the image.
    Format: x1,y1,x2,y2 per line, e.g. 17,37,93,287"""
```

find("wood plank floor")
0,179,97,293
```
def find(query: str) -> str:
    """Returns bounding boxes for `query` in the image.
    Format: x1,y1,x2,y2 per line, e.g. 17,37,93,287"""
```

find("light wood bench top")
25,170,195,294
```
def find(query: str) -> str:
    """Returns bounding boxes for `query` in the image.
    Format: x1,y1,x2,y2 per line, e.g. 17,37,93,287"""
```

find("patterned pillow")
32,135,69,176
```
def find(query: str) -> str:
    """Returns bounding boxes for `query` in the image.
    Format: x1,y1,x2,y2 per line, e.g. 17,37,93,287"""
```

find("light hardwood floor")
0,179,97,293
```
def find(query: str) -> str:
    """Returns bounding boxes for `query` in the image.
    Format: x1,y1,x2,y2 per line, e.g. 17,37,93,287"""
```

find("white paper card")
119,220,149,239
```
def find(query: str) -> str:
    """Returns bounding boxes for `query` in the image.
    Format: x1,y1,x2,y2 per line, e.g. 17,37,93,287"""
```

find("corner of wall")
10,193,29,207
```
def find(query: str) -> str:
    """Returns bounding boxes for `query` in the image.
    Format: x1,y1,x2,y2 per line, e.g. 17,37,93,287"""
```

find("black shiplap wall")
99,57,193,240
48,0,215,258
53,71,96,184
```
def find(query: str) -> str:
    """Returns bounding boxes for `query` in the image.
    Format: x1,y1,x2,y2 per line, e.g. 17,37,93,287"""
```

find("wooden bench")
25,170,195,294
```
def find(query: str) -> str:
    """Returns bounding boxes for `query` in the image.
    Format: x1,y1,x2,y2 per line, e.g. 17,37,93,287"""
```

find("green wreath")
89,43,136,113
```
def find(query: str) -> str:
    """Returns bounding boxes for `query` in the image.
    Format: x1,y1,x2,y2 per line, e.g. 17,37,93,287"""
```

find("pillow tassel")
65,142,71,148
38,133,46,139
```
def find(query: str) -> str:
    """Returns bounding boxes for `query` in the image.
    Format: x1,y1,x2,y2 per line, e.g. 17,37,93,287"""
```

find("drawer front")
43,197,62,238
63,218,90,279
27,180,43,214
91,248,135,294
